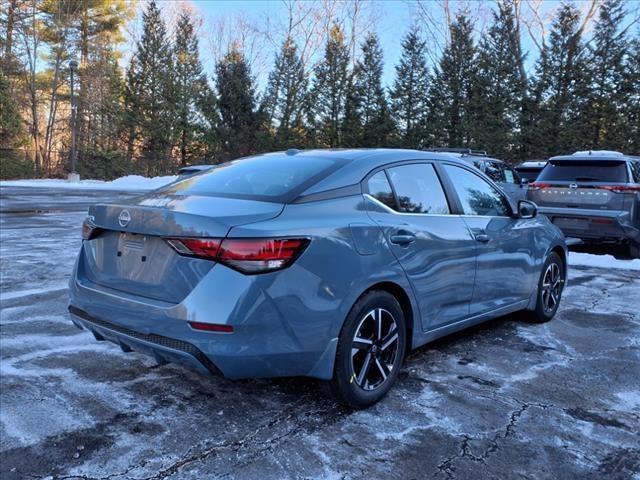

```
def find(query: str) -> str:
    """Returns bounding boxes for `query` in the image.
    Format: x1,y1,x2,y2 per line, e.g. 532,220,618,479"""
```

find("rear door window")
443,164,510,217
386,164,450,214
484,161,505,183
367,171,397,209
630,162,640,183
538,160,629,183
504,166,520,184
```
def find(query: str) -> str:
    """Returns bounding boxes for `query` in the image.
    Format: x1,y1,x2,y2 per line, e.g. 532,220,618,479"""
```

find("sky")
139,0,639,91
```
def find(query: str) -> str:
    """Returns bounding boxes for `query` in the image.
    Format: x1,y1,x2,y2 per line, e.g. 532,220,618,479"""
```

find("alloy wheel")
541,262,562,314
350,308,400,391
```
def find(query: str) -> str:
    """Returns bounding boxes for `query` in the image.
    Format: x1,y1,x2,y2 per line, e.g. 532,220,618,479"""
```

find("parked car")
177,164,214,178
69,149,567,407
527,150,640,258
426,148,527,201
516,161,547,182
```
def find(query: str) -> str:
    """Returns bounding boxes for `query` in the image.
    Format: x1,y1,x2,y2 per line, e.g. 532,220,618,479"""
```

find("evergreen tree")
174,11,217,166
529,4,589,157
427,14,477,148
471,2,525,159
0,70,23,148
124,0,177,175
579,0,628,150
311,24,350,147
261,37,309,149
344,33,393,147
389,28,429,148
341,78,363,147
216,45,259,159
622,36,640,153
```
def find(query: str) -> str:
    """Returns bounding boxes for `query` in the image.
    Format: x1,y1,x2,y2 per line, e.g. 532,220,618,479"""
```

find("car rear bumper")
538,206,640,244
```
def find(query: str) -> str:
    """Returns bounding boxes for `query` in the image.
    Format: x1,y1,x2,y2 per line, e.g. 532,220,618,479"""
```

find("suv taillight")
599,185,640,193
528,182,550,191
164,237,310,274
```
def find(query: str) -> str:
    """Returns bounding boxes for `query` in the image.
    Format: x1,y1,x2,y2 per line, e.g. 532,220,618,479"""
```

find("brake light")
599,185,640,193
528,182,551,191
164,237,310,274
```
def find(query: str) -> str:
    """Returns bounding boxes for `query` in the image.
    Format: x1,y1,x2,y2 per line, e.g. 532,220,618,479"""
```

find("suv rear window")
538,160,628,183
160,155,343,201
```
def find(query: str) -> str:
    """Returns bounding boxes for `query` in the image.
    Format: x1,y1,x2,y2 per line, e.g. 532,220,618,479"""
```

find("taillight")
164,237,310,274
188,321,233,333
81,216,100,240
528,182,550,191
599,185,640,193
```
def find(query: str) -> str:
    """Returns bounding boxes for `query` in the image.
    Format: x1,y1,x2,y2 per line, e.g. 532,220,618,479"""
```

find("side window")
367,171,396,209
443,164,510,217
387,164,450,214
484,161,505,183
504,166,520,184
630,162,640,183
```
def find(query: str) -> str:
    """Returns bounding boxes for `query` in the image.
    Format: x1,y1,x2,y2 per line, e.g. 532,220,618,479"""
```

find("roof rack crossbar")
425,147,488,157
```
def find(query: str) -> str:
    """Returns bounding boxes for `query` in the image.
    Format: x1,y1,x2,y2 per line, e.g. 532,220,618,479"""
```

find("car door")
365,163,477,331
439,163,537,315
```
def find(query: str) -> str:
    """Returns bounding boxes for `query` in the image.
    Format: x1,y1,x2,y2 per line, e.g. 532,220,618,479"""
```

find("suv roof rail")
572,150,624,157
425,147,488,157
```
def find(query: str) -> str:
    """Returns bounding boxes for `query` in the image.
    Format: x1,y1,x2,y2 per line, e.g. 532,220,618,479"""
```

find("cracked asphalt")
1,186,639,480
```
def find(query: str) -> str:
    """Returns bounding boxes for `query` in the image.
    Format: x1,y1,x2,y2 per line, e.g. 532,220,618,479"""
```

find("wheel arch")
358,281,415,351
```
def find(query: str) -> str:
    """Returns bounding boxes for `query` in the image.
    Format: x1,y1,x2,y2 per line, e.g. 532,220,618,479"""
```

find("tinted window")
387,164,450,214
484,161,505,182
537,160,628,183
516,168,541,182
443,164,510,216
160,155,340,200
629,161,640,183
367,171,396,209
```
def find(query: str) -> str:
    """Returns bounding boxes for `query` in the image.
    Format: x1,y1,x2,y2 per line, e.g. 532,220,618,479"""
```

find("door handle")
474,234,490,243
390,232,416,245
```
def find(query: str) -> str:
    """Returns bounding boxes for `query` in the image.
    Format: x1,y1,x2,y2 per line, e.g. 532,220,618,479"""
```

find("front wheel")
327,290,407,408
525,252,565,323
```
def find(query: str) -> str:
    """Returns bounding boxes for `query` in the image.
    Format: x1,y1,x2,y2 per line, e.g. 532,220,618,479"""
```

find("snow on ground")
568,251,640,271
0,174,177,191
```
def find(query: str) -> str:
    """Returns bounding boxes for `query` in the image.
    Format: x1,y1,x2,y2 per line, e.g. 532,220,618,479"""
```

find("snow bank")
0,175,177,191
569,252,640,271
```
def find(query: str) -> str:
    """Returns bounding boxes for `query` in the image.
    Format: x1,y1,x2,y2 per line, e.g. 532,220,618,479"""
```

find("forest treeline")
1,0,639,179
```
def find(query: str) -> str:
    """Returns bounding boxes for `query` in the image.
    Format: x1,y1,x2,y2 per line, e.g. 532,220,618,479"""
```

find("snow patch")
568,252,640,271
0,174,178,191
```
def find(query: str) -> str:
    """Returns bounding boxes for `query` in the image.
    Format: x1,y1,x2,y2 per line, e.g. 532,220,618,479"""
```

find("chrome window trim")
364,193,454,217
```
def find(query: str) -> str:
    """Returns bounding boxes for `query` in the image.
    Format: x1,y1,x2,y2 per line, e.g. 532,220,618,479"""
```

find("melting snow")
568,252,640,271
0,175,177,191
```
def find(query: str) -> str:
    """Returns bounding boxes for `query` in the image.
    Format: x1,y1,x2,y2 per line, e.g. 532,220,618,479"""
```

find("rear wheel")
525,252,564,323
327,290,406,408
629,242,640,259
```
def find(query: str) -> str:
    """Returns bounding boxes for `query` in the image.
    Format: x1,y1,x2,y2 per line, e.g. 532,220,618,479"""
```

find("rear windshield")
160,155,343,201
537,160,628,183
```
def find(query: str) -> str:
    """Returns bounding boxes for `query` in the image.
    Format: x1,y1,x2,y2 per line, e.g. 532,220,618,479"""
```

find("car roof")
273,148,473,195
517,161,547,168
549,151,640,162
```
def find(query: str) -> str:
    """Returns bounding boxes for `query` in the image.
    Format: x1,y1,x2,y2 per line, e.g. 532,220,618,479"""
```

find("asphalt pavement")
1,186,639,480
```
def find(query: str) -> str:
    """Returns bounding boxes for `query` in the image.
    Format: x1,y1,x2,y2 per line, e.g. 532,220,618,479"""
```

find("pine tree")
345,33,393,147
622,36,640,154
529,4,589,157
216,45,259,160
427,14,477,148
0,70,23,148
123,0,176,175
389,28,429,149
579,0,628,150
311,24,350,147
174,11,217,166
261,37,309,150
471,3,525,160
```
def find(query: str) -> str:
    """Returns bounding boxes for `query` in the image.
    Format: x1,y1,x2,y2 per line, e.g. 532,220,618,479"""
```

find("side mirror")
520,178,529,185
517,200,537,219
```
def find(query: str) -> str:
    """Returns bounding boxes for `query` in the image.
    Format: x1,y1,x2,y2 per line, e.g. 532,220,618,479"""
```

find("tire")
327,290,407,408
525,252,565,323
629,242,640,259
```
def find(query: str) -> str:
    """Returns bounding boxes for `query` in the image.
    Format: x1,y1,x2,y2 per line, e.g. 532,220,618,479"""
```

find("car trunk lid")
80,194,284,303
